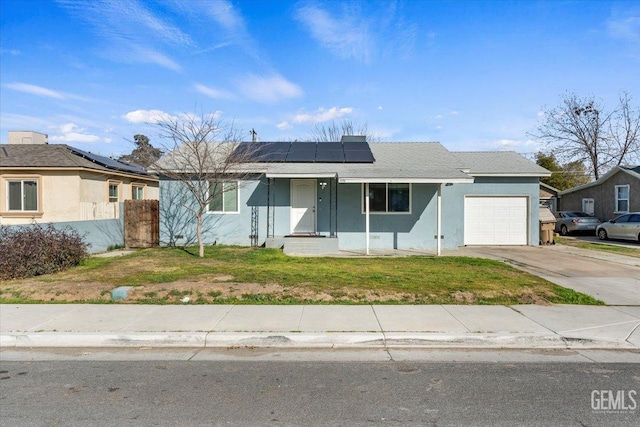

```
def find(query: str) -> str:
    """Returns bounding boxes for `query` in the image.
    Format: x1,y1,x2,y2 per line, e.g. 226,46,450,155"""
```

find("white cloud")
58,0,190,72
492,139,541,151
122,109,175,124
207,0,245,33
0,48,21,56
451,111,459,116
134,47,182,72
235,74,302,103
49,123,101,143
5,83,66,99
377,106,383,110
277,121,291,130
294,5,372,62
293,107,353,124
434,114,443,119
194,83,235,99
608,14,640,43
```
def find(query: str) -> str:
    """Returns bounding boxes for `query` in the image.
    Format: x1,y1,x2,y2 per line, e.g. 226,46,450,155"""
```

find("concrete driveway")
454,245,640,305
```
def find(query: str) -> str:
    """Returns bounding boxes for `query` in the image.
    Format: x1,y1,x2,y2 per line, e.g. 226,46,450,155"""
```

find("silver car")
554,211,601,236
596,212,640,242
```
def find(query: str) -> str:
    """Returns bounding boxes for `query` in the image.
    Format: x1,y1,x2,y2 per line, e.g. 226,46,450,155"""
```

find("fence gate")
124,200,159,248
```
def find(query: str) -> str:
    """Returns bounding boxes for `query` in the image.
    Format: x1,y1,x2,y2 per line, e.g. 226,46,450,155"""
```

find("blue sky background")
1,0,638,157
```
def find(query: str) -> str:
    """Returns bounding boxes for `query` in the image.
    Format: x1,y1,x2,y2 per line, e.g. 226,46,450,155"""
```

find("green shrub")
0,224,89,280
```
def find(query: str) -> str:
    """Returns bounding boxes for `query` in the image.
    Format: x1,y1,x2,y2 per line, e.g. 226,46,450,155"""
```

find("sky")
1,0,639,158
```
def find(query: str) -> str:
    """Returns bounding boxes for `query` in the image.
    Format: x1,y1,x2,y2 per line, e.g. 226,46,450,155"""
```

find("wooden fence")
124,200,159,248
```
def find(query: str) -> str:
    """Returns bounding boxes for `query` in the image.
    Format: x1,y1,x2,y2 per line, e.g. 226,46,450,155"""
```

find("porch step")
282,237,339,256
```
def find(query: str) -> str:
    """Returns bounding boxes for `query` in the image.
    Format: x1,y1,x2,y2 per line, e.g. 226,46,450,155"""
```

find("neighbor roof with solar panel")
0,144,152,176
233,140,375,163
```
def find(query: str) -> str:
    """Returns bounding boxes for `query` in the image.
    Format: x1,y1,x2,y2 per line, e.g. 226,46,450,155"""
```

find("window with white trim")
582,198,594,216
209,181,239,213
362,183,411,214
108,182,120,203
7,179,38,211
132,185,144,200
615,185,629,213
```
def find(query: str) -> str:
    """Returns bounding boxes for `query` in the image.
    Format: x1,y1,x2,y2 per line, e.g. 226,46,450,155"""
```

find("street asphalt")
1,244,638,353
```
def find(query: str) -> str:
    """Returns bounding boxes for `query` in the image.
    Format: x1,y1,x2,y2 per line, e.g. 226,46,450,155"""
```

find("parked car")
596,212,640,242
554,211,602,236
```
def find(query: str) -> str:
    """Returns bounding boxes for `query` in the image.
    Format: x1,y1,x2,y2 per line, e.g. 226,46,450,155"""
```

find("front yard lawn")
0,246,603,305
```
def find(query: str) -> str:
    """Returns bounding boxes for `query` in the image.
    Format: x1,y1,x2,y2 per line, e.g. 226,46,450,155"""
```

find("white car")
596,213,640,242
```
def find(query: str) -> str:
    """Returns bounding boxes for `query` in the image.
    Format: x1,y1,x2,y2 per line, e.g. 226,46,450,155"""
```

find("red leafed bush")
0,224,89,280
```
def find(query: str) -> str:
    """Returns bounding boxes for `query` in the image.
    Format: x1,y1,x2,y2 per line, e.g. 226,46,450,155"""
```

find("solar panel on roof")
70,148,148,174
231,140,374,163
342,141,370,151
344,150,375,163
315,150,345,162
289,142,316,151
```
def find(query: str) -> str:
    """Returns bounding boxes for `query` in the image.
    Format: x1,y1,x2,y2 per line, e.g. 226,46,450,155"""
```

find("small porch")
265,173,339,255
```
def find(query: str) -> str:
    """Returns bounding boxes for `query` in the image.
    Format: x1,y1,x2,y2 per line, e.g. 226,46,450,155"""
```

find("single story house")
0,132,159,225
558,165,639,221
156,137,550,254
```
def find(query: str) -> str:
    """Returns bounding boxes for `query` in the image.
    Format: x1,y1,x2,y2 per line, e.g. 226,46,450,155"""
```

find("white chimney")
8,131,49,145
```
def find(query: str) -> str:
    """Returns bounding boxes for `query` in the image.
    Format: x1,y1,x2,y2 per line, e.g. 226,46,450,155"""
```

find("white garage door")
464,197,528,245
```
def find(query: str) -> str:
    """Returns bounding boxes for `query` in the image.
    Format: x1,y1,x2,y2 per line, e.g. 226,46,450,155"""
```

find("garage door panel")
464,197,527,245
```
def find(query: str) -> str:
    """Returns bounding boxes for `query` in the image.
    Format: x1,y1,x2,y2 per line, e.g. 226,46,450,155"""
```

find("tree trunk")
196,212,204,258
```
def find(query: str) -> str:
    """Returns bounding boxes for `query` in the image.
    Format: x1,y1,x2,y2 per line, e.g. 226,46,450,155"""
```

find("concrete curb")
1,332,636,350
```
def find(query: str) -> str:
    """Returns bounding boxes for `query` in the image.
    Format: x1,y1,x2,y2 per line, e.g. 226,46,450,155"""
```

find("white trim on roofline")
266,173,337,179
338,177,474,184
468,172,551,177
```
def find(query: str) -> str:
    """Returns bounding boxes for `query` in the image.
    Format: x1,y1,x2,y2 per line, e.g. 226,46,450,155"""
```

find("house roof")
263,142,474,183
0,144,155,178
153,141,548,183
558,165,640,195
540,182,560,194
452,151,551,177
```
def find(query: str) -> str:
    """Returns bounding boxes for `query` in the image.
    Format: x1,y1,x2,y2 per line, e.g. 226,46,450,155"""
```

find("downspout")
365,182,370,255
437,183,442,256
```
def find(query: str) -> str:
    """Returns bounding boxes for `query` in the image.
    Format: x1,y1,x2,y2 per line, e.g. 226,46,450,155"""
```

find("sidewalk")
1,304,639,350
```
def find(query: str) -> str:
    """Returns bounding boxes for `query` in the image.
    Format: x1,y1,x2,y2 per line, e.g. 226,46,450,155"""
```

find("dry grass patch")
0,245,603,305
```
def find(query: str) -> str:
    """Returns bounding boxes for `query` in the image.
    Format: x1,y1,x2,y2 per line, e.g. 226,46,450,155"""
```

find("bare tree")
148,112,257,257
310,119,380,142
532,92,640,180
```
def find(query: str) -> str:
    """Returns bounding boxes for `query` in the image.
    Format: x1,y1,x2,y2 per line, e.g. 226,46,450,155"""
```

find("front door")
291,179,316,234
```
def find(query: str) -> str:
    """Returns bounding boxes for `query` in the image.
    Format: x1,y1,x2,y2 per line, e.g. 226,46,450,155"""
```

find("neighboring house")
157,137,550,254
558,165,640,221
0,132,159,225
539,182,559,212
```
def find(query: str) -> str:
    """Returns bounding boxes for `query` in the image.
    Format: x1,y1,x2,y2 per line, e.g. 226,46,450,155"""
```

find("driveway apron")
454,245,640,305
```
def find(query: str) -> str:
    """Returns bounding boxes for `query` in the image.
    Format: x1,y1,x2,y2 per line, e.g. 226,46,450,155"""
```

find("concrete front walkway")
1,304,639,351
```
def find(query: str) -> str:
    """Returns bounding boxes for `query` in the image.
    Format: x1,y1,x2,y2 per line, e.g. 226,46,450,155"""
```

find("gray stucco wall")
159,175,541,251
159,176,268,247
442,177,541,247
2,217,124,254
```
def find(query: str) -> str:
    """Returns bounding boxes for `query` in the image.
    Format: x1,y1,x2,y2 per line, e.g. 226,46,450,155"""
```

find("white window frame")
615,185,630,213
132,184,145,200
582,198,594,216
6,179,39,212
208,181,240,214
361,183,412,215
108,181,120,203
